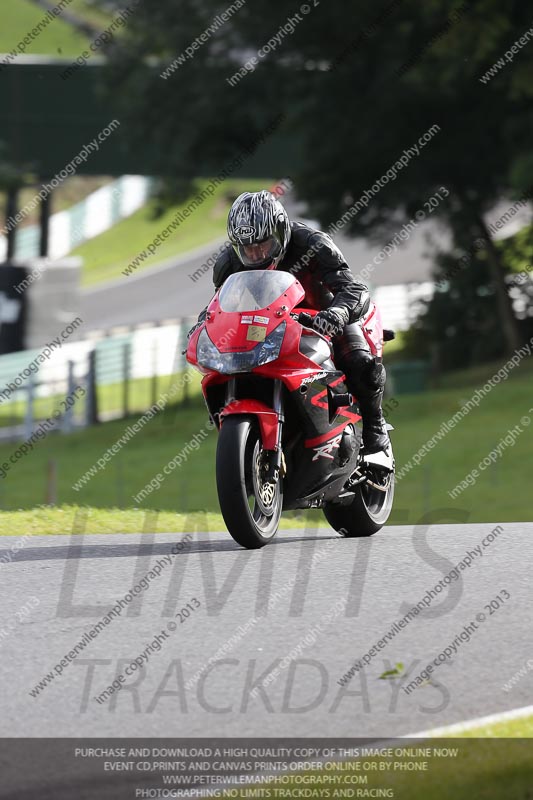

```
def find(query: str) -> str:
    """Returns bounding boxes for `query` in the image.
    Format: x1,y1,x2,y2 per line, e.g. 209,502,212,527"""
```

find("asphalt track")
1,521,531,738
80,218,447,331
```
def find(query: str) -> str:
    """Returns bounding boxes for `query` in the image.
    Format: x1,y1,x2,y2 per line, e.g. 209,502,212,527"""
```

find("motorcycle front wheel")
216,416,283,549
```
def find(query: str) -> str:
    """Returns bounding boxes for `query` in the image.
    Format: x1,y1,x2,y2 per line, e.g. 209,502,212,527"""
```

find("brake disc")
252,442,277,516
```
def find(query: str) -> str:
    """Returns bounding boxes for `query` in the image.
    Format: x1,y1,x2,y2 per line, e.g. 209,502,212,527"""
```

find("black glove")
187,321,203,340
311,307,349,337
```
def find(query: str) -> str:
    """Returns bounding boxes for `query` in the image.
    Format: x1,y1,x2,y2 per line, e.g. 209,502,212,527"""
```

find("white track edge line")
405,703,533,738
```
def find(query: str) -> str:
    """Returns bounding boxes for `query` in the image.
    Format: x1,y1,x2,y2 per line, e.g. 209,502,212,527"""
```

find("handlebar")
296,311,315,328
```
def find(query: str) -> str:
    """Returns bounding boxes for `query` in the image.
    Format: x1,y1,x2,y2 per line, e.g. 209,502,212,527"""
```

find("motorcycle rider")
192,190,390,455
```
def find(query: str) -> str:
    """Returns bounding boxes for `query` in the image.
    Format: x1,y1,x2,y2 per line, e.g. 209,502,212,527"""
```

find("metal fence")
0,319,195,442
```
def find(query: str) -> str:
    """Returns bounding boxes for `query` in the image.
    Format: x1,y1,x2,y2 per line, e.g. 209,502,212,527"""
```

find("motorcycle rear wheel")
216,416,283,549
323,468,394,537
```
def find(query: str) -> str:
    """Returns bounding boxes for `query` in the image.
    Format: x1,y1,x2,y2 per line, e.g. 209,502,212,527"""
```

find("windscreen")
218,270,296,312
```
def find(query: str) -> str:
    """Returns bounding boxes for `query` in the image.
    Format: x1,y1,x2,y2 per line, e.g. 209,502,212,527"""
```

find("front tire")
216,416,283,549
324,468,394,537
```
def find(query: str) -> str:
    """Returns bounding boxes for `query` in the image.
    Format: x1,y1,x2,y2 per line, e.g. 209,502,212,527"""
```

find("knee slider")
342,351,371,392
347,354,385,392
368,359,386,389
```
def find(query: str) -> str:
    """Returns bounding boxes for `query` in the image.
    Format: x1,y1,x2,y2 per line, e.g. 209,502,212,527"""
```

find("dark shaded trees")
104,0,533,361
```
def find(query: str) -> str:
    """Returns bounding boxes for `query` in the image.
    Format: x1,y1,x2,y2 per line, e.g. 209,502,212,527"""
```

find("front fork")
224,379,284,484
266,380,284,483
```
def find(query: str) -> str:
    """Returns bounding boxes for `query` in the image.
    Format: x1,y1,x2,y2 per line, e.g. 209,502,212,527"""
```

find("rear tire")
324,469,394,537
216,416,283,549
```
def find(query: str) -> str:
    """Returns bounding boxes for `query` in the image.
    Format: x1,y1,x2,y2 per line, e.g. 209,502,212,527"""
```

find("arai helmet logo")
235,225,256,238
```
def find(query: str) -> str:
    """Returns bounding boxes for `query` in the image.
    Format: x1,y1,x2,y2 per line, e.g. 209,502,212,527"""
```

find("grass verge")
449,713,533,738
0,506,313,536
226,735,533,799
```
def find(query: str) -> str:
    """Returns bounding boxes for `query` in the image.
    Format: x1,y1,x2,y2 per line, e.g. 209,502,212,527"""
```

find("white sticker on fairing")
253,315,269,324
312,434,342,461
301,371,328,385
240,316,253,324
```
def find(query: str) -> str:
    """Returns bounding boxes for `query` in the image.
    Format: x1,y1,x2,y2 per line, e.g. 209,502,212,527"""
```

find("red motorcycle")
186,270,394,549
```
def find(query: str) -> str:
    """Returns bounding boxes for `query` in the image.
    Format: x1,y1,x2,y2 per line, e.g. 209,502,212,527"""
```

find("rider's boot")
342,351,391,456
357,385,391,454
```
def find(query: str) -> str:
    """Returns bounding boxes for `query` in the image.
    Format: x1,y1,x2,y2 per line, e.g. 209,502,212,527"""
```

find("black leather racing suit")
208,221,388,450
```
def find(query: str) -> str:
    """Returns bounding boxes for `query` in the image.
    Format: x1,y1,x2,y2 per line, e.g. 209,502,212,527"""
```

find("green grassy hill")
0,0,91,57
73,179,268,285
0,0,115,57
0,355,531,534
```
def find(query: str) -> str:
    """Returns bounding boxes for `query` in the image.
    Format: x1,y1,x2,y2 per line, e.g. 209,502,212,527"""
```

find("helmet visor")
236,236,282,268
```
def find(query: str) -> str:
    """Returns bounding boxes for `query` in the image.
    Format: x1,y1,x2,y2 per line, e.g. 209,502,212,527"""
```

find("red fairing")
360,302,383,358
185,278,305,368
220,399,279,450
186,270,386,453
186,326,202,368
187,278,335,392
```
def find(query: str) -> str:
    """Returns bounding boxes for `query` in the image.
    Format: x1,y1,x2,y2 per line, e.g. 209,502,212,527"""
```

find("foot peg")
345,447,394,493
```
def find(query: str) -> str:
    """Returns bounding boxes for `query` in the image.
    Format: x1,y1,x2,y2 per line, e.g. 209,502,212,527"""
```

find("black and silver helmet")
227,190,291,269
